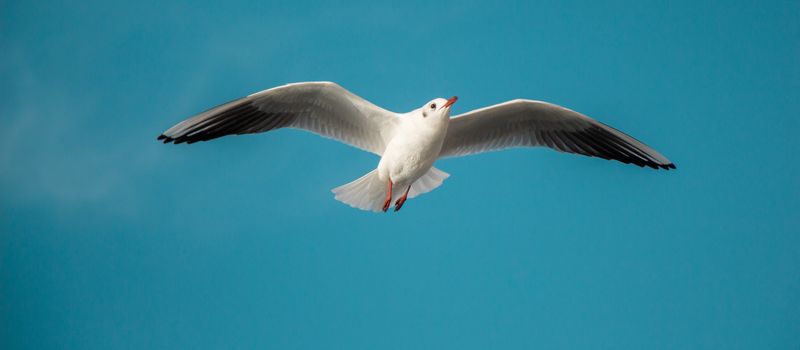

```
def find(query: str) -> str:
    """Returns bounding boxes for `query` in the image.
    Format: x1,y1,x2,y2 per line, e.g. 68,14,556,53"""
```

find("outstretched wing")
440,99,675,169
158,82,399,155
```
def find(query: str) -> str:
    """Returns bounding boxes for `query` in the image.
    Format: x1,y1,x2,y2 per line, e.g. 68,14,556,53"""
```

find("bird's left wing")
158,82,399,155
440,99,675,169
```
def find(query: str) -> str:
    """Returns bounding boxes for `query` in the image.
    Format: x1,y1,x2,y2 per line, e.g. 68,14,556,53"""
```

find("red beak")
442,96,458,109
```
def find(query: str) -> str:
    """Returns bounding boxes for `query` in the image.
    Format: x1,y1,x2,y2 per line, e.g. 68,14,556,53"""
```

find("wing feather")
440,99,675,169
158,82,398,155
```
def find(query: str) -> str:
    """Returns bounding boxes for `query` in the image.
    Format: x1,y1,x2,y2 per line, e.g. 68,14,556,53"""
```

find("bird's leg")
394,185,412,212
382,179,393,212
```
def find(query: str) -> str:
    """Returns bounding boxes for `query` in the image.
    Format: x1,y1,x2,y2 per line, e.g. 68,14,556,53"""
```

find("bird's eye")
430,103,437,109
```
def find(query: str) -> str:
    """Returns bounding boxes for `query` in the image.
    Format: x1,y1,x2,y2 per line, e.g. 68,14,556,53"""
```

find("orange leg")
382,179,393,212
394,185,412,212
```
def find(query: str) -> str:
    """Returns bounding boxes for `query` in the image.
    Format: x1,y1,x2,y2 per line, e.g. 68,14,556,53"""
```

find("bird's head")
420,96,458,119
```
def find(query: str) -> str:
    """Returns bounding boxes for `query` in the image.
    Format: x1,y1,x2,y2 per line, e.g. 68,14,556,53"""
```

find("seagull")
158,81,675,212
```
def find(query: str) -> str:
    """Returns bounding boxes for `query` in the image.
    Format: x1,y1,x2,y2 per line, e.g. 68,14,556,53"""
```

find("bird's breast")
379,123,447,184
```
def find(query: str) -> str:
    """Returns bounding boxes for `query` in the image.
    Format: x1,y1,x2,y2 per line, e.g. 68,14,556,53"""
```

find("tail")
331,170,385,212
408,167,450,198
332,167,450,212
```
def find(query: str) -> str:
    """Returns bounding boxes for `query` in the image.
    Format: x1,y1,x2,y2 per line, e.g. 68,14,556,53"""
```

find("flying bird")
158,82,675,212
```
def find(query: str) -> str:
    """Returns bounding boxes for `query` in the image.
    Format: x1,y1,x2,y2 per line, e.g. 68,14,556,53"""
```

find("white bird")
158,81,675,212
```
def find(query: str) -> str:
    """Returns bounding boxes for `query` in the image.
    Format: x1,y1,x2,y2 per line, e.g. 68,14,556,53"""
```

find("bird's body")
158,81,675,212
378,99,450,194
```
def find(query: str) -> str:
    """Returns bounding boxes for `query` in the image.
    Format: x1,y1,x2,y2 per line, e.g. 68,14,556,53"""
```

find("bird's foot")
393,197,407,211
393,185,411,212
382,180,393,212
382,198,392,212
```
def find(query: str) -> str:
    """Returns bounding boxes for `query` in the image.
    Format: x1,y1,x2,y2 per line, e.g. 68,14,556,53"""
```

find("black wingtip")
158,134,176,144
656,163,677,170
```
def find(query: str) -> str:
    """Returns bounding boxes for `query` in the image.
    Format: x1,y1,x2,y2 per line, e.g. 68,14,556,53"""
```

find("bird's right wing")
440,99,675,169
158,82,399,155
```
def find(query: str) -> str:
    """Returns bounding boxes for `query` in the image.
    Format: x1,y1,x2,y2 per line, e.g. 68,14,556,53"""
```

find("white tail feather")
332,170,386,212
332,167,450,212
408,167,450,198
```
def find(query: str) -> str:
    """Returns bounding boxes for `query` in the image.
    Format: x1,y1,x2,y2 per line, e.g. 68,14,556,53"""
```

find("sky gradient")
2,0,799,349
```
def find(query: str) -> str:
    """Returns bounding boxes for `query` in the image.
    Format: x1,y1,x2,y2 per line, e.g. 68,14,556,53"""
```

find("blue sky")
1,0,798,349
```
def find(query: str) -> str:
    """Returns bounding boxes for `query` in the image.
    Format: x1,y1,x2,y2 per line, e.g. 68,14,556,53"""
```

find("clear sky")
1,0,798,349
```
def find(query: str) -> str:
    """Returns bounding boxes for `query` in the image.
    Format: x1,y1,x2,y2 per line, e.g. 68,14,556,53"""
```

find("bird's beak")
442,96,458,110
